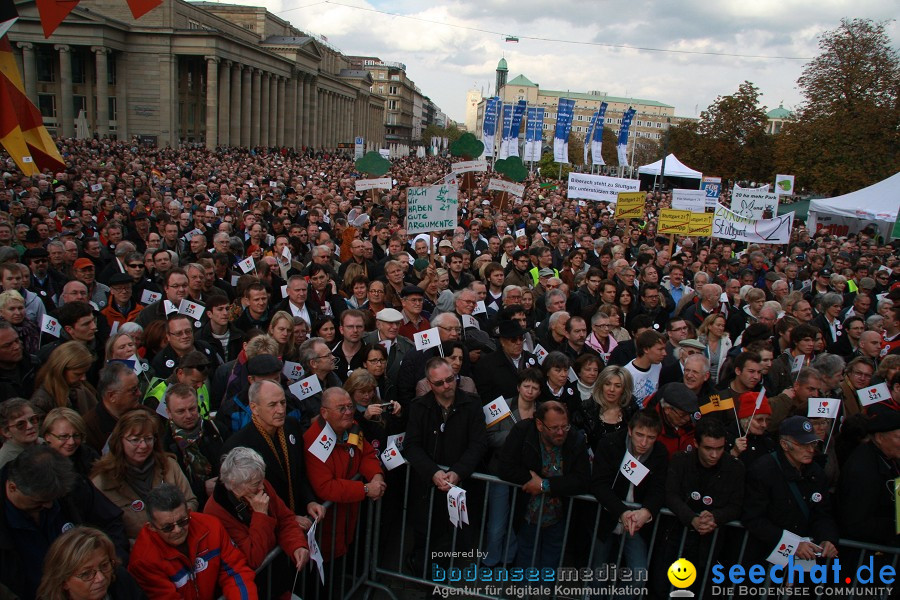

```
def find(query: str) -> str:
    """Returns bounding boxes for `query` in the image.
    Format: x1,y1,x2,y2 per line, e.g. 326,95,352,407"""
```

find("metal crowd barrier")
222,467,898,600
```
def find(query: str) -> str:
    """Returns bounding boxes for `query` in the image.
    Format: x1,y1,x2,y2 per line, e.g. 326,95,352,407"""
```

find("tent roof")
637,154,702,179
808,172,900,223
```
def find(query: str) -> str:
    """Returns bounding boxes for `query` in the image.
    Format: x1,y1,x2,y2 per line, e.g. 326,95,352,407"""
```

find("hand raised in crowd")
730,437,748,456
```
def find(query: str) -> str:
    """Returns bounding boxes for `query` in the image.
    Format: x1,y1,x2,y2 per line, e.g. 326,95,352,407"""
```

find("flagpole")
823,416,838,454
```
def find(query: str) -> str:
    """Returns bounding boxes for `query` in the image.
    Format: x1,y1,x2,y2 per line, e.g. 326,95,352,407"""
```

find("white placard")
619,451,650,486
450,160,488,174
354,178,392,191
671,189,707,213
775,174,795,196
533,344,548,365
483,396,511,427
413,327,441,351
461,314,480,330
237,256,255,274
110,321,120,335
857,382,890,407
183,228,203,241
567,173,639,202
380,442,406,470
386,432,406,451
307,519,325,584
282,361,304,381
731,188,779,220
178,299,205,320
447,486,467,528
128,354,147,376
269,181,279,188
163,300,179,316
713,203,793,245
808,398,840,419
515,228,526,239
487,179,526,198
406,184,459,234
90,183,102,192
141,289,162,305
289,374,323,401
307,422,337,463
791,354,806,373
230,275,239,286
280,284,288,298
472,300,487,315
568,367,578,382
40,314,62,337
765,529,816,571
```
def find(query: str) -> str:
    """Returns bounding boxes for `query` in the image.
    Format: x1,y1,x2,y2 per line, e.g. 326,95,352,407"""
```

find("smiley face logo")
667,558,696,589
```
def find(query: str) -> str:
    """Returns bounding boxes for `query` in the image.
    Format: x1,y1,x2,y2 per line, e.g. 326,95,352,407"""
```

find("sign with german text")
406,184,458,234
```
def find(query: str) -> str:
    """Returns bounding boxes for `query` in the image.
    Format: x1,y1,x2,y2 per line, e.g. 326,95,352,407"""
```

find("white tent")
637,154,702,179
808,172,900,238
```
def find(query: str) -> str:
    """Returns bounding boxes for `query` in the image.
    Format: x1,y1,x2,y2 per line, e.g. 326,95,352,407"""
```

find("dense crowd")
0,139,898,600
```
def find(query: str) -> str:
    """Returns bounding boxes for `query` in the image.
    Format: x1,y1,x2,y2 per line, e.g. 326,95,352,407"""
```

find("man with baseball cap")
101,272,144,327
474,319,538,403
72,257,110,310
23,247,66,311
398,285,430,340
743,415,839,562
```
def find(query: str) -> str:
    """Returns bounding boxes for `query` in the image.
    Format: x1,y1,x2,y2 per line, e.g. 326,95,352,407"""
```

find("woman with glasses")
41,407,99,478
344,369,402,451
31,341,99,416
0,398,41,469
360,343,395,402
36,526,144,600
90,410,198,541
0,290,40,356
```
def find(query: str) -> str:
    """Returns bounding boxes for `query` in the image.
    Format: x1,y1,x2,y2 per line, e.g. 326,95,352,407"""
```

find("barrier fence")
230,467,898,600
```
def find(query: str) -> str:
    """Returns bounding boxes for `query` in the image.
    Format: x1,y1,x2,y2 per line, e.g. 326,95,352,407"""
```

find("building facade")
7,0,385,150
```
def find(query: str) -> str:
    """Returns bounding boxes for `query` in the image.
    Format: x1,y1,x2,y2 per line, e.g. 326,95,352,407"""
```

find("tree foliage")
775,19,900,195
423,123,464,148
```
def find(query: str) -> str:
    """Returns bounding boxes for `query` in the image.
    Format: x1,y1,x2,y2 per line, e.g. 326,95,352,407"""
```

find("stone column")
204,56,218,150
240,66,251,147
158,55,177,146
299,76,309,147
230,64,242,147
330,93,338,148
276,76,286,147
218,60,230,146
268,74,277,147
91,47,109,138
17,43,37,105
259,71,270,147
310,79,318,149
250,68,261,147
285,74,297,148
55,45,74,138
116,52,127,139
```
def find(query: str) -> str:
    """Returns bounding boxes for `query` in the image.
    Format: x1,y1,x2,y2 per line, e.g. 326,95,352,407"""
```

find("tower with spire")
495,58,508,98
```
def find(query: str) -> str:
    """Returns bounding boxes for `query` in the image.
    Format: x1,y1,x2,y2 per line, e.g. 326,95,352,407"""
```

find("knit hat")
737,391,771,420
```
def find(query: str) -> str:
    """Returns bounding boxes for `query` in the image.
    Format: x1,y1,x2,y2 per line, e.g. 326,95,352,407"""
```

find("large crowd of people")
0,138,898,600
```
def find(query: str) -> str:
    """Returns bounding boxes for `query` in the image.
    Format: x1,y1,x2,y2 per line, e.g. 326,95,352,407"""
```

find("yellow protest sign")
658,209,692,234
688,212,714,236
615,192,646,219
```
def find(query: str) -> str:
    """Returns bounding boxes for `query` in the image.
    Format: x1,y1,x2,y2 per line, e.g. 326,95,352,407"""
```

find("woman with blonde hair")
698,312,732,385
0,289,40,355
104,333,152,390
583,365,634,445
41,407,99,478
36,526,144,600
268,310,299,362
90,409,198,540
344,369,401,451
31,341,99,416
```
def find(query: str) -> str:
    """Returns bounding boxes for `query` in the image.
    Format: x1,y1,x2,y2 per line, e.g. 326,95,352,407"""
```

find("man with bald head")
857,331,883,361
682,284,723,328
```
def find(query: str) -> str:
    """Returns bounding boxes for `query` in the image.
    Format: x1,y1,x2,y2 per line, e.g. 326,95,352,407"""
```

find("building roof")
506,74,537,87
766,104,792,119
539,88,674,108
497,58,508,71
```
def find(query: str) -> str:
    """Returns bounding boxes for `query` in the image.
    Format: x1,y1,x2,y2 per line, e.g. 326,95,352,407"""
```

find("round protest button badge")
289,434,296,445
702,496,713,506
131,499,144,512
165,359,175,368
811,492,822,503
691,491,701,501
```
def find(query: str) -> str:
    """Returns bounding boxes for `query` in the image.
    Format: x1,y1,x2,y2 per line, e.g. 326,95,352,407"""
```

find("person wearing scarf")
162,383,223,505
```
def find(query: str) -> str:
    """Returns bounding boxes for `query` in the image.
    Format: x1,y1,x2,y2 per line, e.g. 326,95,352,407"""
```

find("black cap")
24,229,40,243
818,268,833,277
400,285,425,298
727,258,740,266
497,320,527,339
285,187,297,195
658,383,699,414
247,354,284,376
864,401,900,433
779,416,819,444
132,212,149,222
177,351,211,371
22,247,49,261
109,273,134,287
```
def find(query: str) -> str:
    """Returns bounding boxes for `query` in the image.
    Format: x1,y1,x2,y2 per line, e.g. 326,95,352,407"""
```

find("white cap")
375,308,403,323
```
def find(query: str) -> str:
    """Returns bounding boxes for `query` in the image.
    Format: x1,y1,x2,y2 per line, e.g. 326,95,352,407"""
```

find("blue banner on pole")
507,100,526,158
498,104,513,159
524,107,544,162
617,107,636,166
482,97,499,158
591,102,608,166
553,98,575,164
584,110,599,165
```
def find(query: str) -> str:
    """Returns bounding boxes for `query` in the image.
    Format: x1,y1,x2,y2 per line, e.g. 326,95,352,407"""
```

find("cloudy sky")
214,0,898,124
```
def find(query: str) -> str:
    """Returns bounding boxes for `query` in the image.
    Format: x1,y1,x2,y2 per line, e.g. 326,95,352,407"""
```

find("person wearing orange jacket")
303,387,385,560
128,483,258,600
100,273,144,328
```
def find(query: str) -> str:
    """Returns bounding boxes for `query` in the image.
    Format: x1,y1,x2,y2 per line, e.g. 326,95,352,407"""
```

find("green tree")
776,19,900,195
538,152,573,179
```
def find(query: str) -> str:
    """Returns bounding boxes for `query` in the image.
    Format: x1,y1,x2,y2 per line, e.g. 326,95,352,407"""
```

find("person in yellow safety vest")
529,247,559,286
142,350,212,420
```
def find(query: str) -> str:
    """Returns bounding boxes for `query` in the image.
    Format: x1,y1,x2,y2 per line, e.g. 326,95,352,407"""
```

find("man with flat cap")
838,401,900,544
398,285,431,340
644,382,700,457
474,320,539,404
363,307,415,386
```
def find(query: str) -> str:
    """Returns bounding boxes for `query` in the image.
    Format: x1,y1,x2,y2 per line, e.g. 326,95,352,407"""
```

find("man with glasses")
0,399,41,469
0,322,32,399
398,285,430,340
71,258,110,310
397,313,463,405
135,268,192,328
503,250,533,290
404,357,487,575
122,251,162,300
840,357,876,419
222,380,325,526
364,307,415,387
151,314,217,380
628,283,669,332
23,247,66,311
82,362,143,452
0,447,130,599
498,400,590,569
100,273,144,328
129,482,257,600
333,310,367,382
303,388,385,560
296,337,343,428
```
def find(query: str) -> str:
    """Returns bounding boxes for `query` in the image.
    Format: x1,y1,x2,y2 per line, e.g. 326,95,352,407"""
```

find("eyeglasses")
369,289,385,295
168,329,193,338
127,263,143,268
328,404,354,414
539,421,571,433
365,358,386,364
314,353,334,361
154,515,191,533
124,435,156,446
47,432,83,442
428,375,456,388
9,415,38,431
438,326,462,333
74,559,113,582
593,323,610,329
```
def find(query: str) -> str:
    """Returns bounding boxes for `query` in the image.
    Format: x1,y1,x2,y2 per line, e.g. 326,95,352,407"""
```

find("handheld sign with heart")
414,327,441,351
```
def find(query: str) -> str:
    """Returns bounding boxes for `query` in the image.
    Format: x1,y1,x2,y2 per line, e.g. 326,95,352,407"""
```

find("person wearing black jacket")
590,410,668,586
0,446,129,600
402,357,487,576
742,416,840,563
498,402,590,569
474,320,539,404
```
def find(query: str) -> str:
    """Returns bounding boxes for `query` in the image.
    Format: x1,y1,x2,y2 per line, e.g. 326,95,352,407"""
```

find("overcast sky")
213,0,898,124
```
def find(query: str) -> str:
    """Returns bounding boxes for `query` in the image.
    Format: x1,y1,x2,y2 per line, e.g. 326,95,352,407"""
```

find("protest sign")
487,179,526,197
450,160,488,174
712,203,793,244
775,174,795,196
406,184,458,233
671,189,707,213
354,178,392,191
701,176,721,205
614,192,645,219
619,451,649,486
732,187,779,220
483,397,512,427
658,209,693,235
567,173,639,202
857,382,890,407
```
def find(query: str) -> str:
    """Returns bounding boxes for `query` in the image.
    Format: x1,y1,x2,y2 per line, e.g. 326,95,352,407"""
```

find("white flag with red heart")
237,256,256,274
534,344,549,365
413,327,440,351
619,451,649,486
282,361,304,382
41,314,62,337
857,382,890,407
289,374,322,400
807,398,840,419
307,422,337,463
140,289,162,305
766,529,815,570
386,432,406,451
380,442,406,470
482,396,511,427
178,299,205,320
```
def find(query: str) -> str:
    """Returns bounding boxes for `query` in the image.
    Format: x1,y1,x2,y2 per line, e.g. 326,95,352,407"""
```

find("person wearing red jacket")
645,382,700,457
303,387,385,560
128,483,258,600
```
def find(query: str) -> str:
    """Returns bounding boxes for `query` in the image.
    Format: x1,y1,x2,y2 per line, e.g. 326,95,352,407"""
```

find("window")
606,117,612,124
188,20,201,29
387,100,398,110
73,95,86,117
656,121,661,128
390,75,400,81
243,24,254,31
387,113,396,125
71,51,85,84
576,115,583,121
108,97,117,120
38,94,56,118
37,47,54,82
107,53,116,85
389,85,398,95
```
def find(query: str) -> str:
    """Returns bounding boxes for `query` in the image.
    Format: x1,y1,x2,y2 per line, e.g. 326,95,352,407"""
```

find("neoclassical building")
7,0,386,150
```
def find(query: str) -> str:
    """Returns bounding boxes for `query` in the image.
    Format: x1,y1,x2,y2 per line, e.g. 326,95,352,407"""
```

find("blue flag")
553,98,576,164
482,97,500,158
506,100,527,158
617,107,636,166
592,102,608,166
524,107,545,162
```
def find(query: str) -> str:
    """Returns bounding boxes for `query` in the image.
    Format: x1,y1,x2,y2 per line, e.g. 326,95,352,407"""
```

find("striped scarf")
252,415,295,511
